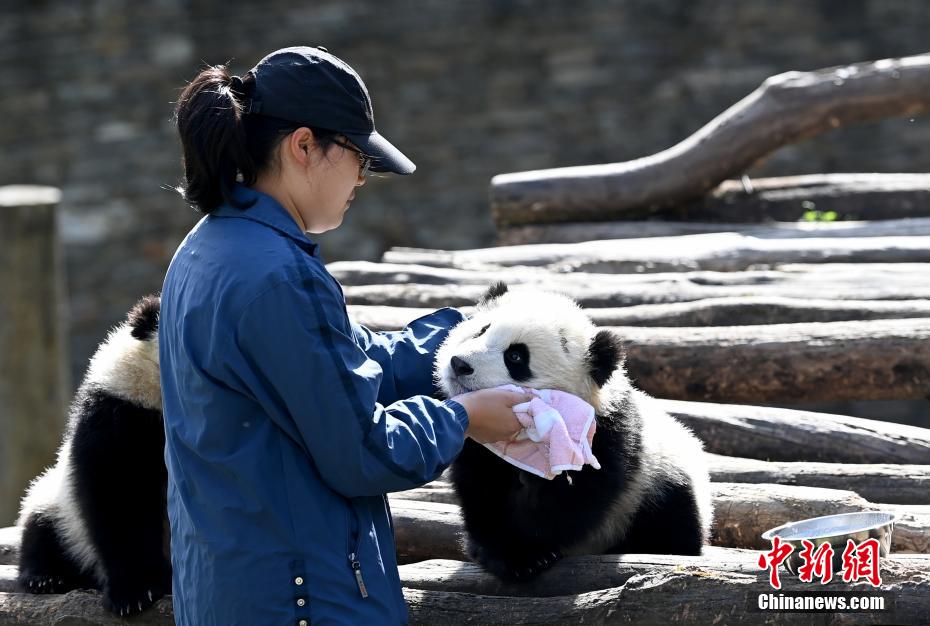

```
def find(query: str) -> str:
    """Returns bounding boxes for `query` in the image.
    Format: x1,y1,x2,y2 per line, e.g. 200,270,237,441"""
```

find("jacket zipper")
347,501,368,598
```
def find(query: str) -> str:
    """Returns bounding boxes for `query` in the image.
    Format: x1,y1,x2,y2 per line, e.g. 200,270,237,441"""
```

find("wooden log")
404,559,930,625
348,311,930,403
711,483,930,552
3,552,929,626
676,174,930,223
349,297,930,330
334,260,930,288
0,567,14,594
399,549,930,598
706,455,930,505
0,186,68,527
497,212,930,245
398,457,930,506
391,500,467,564
387,483,930,561
0,528,18,567
4,548,928,601
0,591,174,626
342,278,930,308
346,308,930,405
383,233,930,273
615,318,930,402
489,54,930,226
659,399,930,464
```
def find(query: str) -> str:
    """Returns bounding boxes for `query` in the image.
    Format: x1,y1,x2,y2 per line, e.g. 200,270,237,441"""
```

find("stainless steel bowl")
761,511,899,575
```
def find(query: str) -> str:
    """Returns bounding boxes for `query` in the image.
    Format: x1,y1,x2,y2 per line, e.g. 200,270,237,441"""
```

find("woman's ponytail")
174,65,255,213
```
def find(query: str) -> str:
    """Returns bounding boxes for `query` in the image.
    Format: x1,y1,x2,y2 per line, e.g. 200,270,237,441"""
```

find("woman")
160,46,527,625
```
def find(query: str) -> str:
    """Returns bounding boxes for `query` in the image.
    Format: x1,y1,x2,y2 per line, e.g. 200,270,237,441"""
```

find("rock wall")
1,0,929,388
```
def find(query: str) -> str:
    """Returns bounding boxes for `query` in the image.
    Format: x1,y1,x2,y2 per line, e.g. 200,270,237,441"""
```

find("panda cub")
16,295,169,616
435,282,713,580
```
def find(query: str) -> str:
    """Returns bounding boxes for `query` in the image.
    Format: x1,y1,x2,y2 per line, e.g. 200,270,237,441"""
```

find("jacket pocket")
345,499,368,599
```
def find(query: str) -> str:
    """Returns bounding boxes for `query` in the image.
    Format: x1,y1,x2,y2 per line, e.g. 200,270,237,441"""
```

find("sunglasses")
332,139,373,177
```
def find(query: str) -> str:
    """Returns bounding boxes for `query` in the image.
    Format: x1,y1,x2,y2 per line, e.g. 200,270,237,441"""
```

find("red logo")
840,538,882,587
757,536,794,590
758,537,883,588
796,540,834,584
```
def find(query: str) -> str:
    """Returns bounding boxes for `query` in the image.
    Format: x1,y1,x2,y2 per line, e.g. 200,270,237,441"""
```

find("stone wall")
2,0,929,388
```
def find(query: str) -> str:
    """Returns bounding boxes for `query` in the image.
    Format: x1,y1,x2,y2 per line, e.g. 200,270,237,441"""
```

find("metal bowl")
761,511,899,575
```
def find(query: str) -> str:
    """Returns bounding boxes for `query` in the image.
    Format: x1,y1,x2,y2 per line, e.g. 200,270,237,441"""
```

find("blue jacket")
159,184,469,625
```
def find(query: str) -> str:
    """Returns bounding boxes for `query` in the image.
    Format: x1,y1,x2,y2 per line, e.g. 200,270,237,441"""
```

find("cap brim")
343,130,416,175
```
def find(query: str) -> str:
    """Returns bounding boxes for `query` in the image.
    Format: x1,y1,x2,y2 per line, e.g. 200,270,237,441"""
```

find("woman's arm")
233,277,469,497
349,307,466,405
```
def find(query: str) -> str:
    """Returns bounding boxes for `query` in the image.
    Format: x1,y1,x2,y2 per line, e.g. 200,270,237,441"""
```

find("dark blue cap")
246,46,415,175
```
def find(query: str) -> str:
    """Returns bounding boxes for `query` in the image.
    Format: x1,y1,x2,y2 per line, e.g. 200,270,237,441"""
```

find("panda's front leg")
466,535,563,582
464,475,563,580
69,407,171,616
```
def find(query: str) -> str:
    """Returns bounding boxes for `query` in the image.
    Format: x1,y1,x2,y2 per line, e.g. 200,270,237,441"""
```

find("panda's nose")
451,356,474,376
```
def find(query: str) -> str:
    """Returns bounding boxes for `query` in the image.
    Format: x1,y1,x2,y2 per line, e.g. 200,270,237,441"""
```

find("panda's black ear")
478,282,508,307
587,330,625,387
128,294,161,341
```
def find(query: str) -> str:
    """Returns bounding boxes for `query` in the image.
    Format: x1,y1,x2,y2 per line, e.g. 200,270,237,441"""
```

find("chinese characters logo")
757,537,883,589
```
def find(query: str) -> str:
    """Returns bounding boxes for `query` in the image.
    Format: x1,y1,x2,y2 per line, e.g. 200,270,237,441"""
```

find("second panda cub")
435,283,712,581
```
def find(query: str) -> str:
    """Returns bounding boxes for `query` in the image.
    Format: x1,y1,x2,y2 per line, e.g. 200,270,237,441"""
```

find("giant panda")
16,295,170,616
435,282,713,581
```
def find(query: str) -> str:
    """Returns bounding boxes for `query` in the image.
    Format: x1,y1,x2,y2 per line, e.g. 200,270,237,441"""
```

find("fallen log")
343,279,930,308
383,232,930,273
674,174,930,223
706,455,930,505
0,566,14,593
5,479,922,575
3,551,928,626
712,483,930,552
347,310,930,404
0,528,18,567
391,500,468,564
334,260,930,289
399,549,930,597
348,297,930,330
489,54,930,225
0,591,174,626
386,483,930,561
614,318,930,402
404,559,930,625
398,456,930,506
497,207,930,245
659,399,930,464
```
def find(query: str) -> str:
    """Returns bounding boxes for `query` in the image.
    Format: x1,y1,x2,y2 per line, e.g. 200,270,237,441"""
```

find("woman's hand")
452,389,532,444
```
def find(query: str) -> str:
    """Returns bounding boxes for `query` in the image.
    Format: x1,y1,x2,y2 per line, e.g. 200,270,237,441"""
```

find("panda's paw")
468,541,561,582
495,549,562,581
18,573,74,594
103,581,167,617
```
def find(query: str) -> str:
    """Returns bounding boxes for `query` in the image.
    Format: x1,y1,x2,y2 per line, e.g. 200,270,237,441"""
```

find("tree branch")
490,54,930,225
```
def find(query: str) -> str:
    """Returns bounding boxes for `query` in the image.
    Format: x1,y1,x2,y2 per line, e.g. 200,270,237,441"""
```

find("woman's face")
272,128,366,235
298,134,367,234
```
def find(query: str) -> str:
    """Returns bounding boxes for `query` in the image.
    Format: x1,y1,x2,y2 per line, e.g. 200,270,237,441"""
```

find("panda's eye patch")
505,345,526,363
503,343,531,381
474,324,490,339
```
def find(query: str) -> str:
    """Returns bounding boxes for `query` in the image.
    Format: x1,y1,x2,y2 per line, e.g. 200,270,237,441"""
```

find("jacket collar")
211,184,320,256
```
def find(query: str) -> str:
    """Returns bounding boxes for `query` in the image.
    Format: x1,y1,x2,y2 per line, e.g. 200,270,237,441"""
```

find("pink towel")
482,384,600,480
